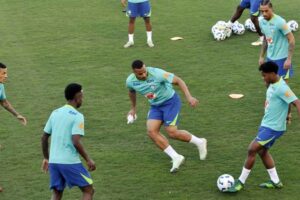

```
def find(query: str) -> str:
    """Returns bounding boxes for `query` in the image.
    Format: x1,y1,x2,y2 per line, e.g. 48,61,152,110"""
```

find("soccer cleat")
226,179,244,193
197,138,207,160
251,37,263,46
259,180,283,189
147,40,154,48
170,155,185,173
124,41,134,48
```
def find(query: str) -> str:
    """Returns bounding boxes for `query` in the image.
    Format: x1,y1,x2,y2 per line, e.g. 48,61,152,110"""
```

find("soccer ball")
245,18,256,32
213,30,226,41
211,24,219,34
287,20,298,32
217,174,234,192
232,21,245,35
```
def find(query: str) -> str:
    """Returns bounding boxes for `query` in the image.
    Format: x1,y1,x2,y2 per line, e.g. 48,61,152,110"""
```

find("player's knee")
247,147,258,156
147,130,158,139
166,129,178,139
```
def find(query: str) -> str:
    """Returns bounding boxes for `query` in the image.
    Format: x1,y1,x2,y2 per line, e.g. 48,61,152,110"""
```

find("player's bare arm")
0,99,27,125
128,90,137,116
284,32,295,69
41,133,50,173
72,135,96,171
172,76,198,107
259,36,268,65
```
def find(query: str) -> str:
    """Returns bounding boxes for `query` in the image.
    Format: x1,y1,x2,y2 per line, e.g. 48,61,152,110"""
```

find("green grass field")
0,0,300,199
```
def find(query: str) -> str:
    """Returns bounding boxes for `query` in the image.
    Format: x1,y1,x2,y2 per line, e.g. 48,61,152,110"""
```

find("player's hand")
17,114,27,125
283,59,291,69
41,159,49,173
187,96,199,108
259,57,265,66
87,159,96,171
127,109,136,118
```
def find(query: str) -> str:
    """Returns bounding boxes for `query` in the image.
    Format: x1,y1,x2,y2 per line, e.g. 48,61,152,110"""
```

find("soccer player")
41,83,96,200
0,63,27,192
258,0,295,123
226,0,264,46
124,0,154,48
227,61,300,193
126,60,207,173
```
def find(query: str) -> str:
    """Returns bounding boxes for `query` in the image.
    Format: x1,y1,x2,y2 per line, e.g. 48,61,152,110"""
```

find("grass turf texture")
0,0,300,199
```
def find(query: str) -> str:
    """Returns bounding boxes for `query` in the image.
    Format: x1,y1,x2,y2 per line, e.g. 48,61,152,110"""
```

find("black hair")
0,63,7,69
261,0,273,8
259,61,278,74
131,60,144,69
64,83,82,100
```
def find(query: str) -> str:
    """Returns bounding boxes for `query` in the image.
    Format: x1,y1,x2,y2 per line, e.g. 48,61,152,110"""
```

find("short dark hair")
261,0,273,8
131,60,144,69
0,63,7,69
64,83,82,100
259,61,278,74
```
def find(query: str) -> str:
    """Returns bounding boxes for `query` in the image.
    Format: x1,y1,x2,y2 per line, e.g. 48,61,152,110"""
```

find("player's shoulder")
126,73,136,84
274,14,286,24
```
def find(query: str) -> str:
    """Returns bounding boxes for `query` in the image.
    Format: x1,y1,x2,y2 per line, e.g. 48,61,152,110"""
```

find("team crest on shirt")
79,122,84,130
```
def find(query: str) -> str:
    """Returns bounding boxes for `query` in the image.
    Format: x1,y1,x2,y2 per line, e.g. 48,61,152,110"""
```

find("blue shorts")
255,126,284,149
127,1,151,18
148,93,181,126
49,163,93,191
240,0,262,16
267,57,293,79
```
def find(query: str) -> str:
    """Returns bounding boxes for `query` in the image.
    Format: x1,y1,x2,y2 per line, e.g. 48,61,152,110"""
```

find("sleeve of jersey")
0,85,6,100
278,85,298,104
156,68,174,83
126,77,135,91
279,19,291,35
43,114,53,135
72,114,85,136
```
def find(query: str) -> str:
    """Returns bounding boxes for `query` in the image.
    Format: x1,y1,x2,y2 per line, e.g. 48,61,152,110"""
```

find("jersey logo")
285,90,295,98
283,24,289,30
79,122,84,130
163,72,170,79
68,110,77,115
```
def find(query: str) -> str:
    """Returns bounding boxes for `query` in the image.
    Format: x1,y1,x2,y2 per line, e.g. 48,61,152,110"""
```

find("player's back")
47,105,83,164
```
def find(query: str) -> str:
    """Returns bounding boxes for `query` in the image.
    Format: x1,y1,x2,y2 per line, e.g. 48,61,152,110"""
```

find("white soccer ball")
211,24,219,34
217,174,234,192
213,30,226,41
287,20,298,32
232,21,245,35
245,18,256,32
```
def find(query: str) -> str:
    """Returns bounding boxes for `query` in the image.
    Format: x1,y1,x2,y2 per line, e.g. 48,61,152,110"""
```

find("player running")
126,60,207,173
226,0,264,46
227,61,300,193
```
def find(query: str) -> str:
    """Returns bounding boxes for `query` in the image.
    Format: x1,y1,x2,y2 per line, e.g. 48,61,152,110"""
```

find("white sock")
128,34,134,43
146,31,152,42
259,36,264,41
163,145,179,160
267,167,280,184
238,167,251,184
189,135,204,146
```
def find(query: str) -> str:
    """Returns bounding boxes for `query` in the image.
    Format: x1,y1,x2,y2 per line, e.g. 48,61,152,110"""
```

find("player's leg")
49,164,66,200
124,2,137,48
162,93,207,160
51,189,63,200
226,140,263,193
121,0,127,12
250,0,264,46
140,1,153,47
257,131,284,189
147,119,184,173
227,3,246,28
80,185,94,200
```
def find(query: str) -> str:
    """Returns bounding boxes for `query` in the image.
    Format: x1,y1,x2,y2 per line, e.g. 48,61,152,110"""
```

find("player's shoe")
226,179,244,193
124,41,134,48
197,138,207,160
170,155,185,173
147,40,154,48
251,37,263,46
259,180,283,189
